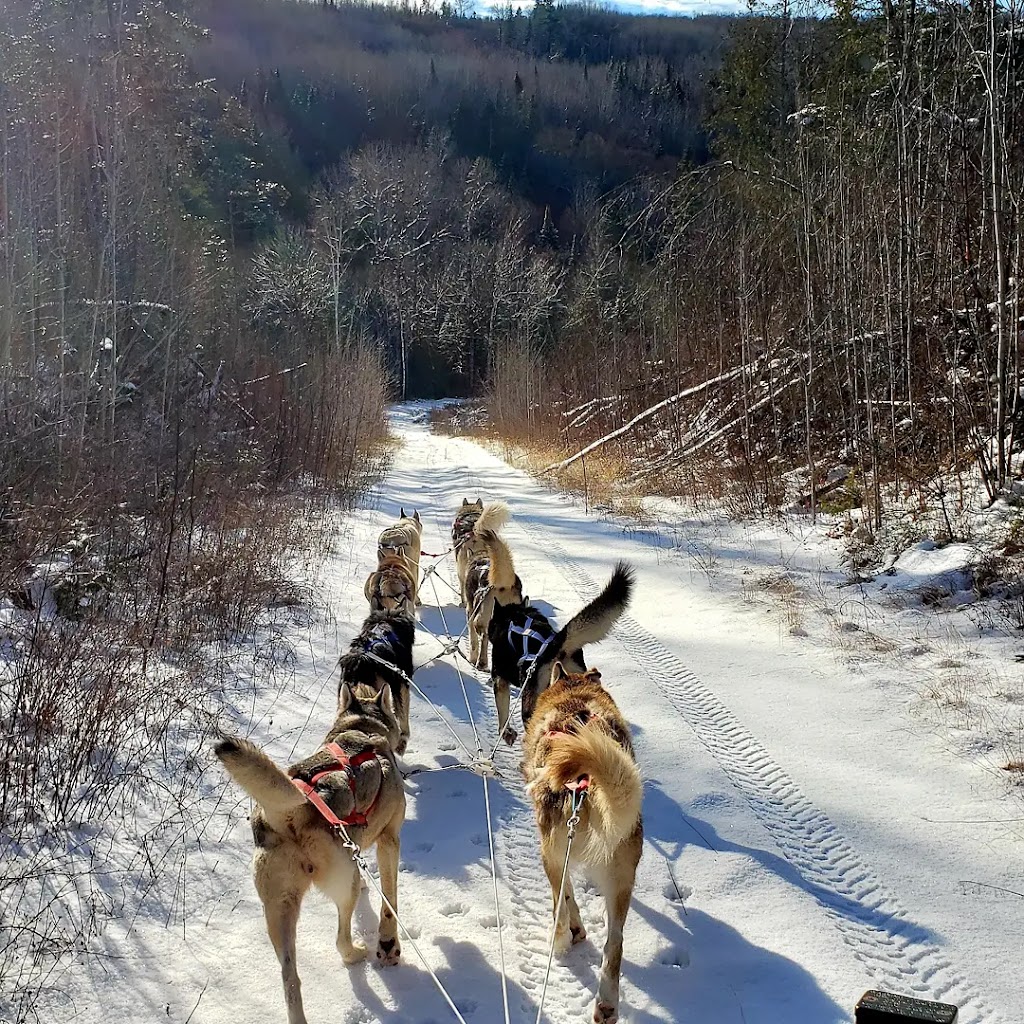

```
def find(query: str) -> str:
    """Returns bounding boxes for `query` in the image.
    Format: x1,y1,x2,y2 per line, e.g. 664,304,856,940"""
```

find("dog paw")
339,940,368,964
502,725,517,746
570,923,587,945
593,1001,618,1023
376,936,401,966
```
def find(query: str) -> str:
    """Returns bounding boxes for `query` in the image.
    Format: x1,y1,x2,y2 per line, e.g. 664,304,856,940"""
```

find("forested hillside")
187,0,730,393
164,0,1024,530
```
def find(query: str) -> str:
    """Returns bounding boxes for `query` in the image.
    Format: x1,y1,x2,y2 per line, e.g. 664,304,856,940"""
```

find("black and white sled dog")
464,521,524,671
339,610,416,755
487,562,634,744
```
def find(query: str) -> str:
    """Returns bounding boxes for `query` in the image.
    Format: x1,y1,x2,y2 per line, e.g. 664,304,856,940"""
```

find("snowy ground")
39,405,1023,1024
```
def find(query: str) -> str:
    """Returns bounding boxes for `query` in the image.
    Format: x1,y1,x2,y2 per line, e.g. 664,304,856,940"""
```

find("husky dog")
377,508,423,606
364,554,416,617
464,526,524,671
487,562,634,744
214,683,407,1024
522,662,643,1024
452,500,509,608
339,611,416,755
451,498,483,606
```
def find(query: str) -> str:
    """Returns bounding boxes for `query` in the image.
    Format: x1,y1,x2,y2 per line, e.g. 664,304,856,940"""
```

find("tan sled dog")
453,500,510,608
214,684,406,1024
364,554,416,616
465,527,523,671
377,508,423,606
522,663,643,1024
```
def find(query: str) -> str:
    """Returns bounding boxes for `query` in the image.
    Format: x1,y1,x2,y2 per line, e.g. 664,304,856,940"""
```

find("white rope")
333,825,470,1024
427,569,482,753
428,511,511,1024
358,649,478,765
482,773,512,1024
420,555,461,596
403,759,498,781
415,616,473,671
534,787,588,1024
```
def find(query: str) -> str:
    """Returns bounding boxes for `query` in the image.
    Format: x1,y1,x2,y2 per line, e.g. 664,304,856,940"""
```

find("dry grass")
434,390,760,515
754,573,806,635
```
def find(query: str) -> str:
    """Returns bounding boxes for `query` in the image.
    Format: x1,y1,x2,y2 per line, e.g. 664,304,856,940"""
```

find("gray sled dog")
522,662,643,1024
214,683,406,1024
464,523,524,671
451,497,484,605
377,508,423,606
364,553,416,617
452,499,510,607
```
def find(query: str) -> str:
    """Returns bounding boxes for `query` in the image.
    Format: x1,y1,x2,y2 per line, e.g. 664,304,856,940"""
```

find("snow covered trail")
55,405,1021,1024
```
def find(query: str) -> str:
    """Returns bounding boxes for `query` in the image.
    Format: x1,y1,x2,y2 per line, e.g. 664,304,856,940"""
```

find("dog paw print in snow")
659,948,690,969
663,871,692,909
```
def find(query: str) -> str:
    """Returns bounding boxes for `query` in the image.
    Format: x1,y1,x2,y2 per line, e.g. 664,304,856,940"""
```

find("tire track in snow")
533,536,998,1024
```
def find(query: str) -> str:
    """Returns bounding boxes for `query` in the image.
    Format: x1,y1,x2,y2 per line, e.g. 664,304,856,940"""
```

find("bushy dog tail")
542,728,642,855
214,735,305,828
556,562,634,654
481,531,517,592
473,501,510,536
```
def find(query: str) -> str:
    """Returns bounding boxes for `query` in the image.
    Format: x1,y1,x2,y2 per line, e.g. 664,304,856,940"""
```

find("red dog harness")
291,742,381,829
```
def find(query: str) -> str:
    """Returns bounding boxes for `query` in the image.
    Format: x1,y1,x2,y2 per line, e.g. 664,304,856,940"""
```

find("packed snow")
20,404,1024,1024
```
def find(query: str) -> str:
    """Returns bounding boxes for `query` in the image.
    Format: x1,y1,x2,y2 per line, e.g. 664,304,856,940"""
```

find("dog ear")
551,661,568,683
338,682,354,713
376,685,395,713
413,510,421,524
462,497,470,506
585,667,602,682
400,507,406,519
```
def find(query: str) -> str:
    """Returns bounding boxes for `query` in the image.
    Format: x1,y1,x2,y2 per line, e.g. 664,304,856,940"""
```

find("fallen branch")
628,376,803,481
542,363,754,473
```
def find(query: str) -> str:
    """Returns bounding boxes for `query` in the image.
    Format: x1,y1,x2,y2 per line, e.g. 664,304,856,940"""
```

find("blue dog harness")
361,621,401,661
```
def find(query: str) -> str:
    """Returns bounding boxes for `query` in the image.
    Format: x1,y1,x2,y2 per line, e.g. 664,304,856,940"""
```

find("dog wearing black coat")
339,610,416,754
486,562,634,744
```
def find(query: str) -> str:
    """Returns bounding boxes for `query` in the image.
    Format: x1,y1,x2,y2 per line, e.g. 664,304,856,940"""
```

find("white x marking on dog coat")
509,617,553,670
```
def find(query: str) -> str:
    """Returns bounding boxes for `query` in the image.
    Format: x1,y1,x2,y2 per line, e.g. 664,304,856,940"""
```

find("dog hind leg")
540,830,574,953
395,683,410,756
593,861,637,1024
374,816,403,966
257,874,311,1024
319,859,367,965
468,607,480,665
474,593,493,671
